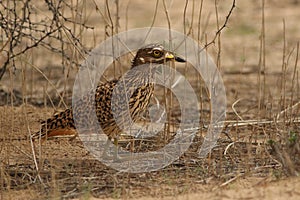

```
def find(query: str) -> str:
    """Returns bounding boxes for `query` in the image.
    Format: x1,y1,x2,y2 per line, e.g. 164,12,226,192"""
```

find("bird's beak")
175,56,186,62
165,52,186,62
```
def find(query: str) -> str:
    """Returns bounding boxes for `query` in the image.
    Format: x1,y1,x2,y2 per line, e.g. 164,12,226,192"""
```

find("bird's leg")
130,138,135,152
102,137,120,161
102,138,111,158
113,137,119,161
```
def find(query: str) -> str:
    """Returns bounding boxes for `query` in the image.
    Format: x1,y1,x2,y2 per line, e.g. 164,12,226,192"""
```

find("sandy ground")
3,177,300,200
106,177,300,200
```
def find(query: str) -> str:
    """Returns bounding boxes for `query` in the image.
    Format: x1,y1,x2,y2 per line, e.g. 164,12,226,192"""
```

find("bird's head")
131,44,185,67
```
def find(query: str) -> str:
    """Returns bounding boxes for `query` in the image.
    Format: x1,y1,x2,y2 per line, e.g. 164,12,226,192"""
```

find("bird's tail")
31,108,77,141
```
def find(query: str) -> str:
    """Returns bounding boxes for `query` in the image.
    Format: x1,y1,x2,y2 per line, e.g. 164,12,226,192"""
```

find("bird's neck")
125,63,157,85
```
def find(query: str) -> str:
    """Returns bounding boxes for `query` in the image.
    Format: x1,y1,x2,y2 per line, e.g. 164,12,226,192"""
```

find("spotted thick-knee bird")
31,44,185,142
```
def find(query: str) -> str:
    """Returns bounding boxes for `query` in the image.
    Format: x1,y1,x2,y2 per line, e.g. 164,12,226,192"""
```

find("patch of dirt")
101,177,300,200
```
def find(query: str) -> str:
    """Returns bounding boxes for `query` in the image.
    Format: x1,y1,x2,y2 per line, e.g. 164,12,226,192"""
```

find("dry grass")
0,0,300,199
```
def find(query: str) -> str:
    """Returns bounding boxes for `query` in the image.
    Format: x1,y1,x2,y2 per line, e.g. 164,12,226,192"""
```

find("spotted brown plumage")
32,44,185,142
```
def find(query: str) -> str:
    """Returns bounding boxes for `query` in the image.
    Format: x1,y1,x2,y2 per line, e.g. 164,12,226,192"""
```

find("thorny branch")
0,0,90,81
202,0,236,50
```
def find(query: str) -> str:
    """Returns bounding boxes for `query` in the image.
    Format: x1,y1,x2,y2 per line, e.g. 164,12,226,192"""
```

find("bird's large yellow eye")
152,50,162,58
